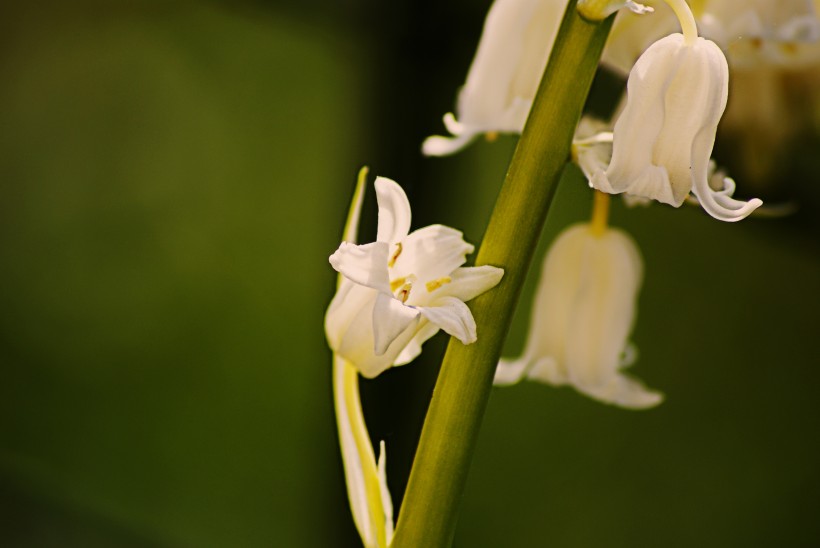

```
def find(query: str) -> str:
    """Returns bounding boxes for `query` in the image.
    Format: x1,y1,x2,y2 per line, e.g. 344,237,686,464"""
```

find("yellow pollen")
388,242,403,267
390,277,407,293
485,131,499,142
426,277,452,292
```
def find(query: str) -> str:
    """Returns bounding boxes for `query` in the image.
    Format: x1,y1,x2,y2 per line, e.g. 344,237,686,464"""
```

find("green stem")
390,4,613,547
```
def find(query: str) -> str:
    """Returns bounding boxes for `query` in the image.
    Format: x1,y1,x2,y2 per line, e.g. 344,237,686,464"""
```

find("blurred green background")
0,1,818,546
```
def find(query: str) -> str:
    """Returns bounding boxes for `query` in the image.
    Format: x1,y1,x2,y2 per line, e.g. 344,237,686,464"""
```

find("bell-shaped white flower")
326,176,504,378
422,0,568,156
591,32,763,222
495,223,661,409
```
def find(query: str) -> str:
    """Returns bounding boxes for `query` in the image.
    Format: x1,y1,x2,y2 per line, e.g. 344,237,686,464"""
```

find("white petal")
422,132,480,157
562,227,643,389
502,225,591,378
601,6,676,76
601,36,678,200
392,225,474,288
423,0,566,155
393,320,439,366
654,37,728,206
332,356,375,547
375,177,412,243
377,442,395,546
691,173,763,222
325,282,377,351
575,372,664,409
337,305,421,378
572,118,613,182
330,241,391,293
493,357,531,386
527,356,568,386
419,296,477,345
372,292,421,356
437,265,505,302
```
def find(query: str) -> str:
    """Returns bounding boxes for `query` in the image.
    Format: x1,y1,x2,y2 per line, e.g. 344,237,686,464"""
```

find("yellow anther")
485,131,498,142
390,277,407,293
388,242,403,267
426,277,452,292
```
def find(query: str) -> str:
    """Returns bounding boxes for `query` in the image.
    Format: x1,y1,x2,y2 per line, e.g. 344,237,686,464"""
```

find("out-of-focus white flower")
422,0,568,156
603,0,820,73
711,2,820,185
495,222,662,409
601,1,677,75
326,176,503,378
577,0,654,21
700,0,820,68
591,33,763,221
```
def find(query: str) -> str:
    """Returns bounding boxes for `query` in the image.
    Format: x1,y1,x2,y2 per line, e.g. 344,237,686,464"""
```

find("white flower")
329,168,394,548
699,0,820,68
591,33,763,222
421,0,568,156
495,223,662,409
326,176,503,378
571,116,614,182
603,1,820,74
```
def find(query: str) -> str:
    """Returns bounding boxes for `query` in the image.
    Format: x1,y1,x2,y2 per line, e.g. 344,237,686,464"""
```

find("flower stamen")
390,277,407,293
388,242,403,267
397,284,412,304
425,277,452,293
390,274,416,303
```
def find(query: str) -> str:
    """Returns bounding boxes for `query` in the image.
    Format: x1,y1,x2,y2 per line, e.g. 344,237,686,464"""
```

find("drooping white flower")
421,0,568,156
495,223,662,409
591,32,763,222
326,176,503,378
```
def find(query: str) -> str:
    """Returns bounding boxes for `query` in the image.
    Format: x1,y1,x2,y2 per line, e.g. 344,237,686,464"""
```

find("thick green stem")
390,4,613,547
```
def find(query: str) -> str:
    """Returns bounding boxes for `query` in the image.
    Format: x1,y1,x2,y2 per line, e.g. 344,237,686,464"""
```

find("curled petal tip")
422,133,478,157
442,112,464,134
702,196,764,222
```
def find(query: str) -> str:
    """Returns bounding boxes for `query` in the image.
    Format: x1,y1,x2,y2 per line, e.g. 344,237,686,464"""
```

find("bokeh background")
1,1,819,546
